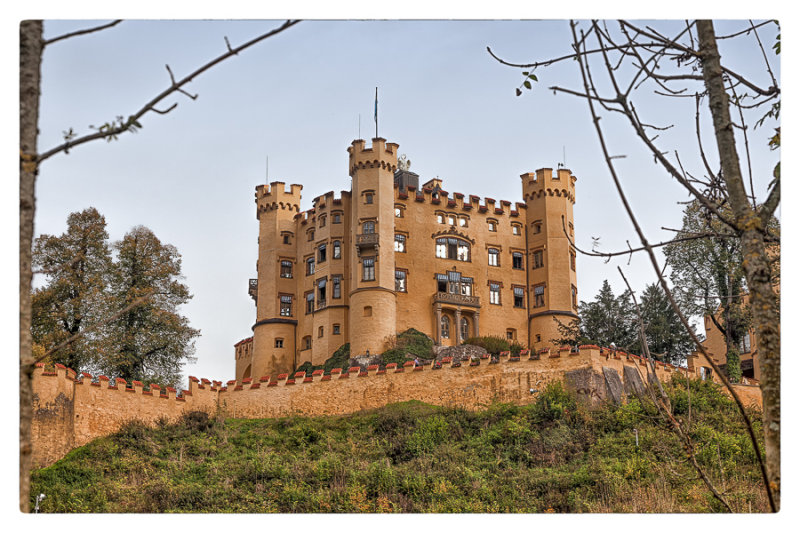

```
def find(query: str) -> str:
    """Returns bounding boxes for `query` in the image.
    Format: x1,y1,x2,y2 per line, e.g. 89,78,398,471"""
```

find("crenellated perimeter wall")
31,347,762,468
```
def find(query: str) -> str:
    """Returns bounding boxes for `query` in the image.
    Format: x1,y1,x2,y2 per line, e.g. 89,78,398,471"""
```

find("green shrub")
382,329,433,364
462,335,516,355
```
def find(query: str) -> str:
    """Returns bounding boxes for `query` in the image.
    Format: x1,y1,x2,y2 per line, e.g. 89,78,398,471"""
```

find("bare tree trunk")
20,19,42,513
697,19,781,510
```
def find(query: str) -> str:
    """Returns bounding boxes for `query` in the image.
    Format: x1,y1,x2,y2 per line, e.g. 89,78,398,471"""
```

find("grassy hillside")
31,376,768,513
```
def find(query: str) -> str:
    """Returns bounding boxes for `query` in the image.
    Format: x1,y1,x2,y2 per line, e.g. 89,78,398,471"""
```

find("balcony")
433,292,480,308
355,233,379,255
248,278,258,304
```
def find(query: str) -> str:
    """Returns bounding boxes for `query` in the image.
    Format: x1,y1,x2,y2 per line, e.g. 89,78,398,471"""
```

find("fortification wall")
32,366,219,468
31,346,762,468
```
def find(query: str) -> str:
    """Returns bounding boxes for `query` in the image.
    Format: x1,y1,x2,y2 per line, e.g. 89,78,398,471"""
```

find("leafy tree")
630,283,695,365
31,208,112,372
100,226,200,388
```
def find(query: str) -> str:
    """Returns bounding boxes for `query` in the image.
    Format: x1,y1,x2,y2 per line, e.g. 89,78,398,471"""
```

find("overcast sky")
14,17,781,386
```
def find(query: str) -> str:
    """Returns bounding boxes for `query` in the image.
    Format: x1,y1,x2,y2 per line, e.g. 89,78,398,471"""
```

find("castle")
30,138,763,470
235,137,579,381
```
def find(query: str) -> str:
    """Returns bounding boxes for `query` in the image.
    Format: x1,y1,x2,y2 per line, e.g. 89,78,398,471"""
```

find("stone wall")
31,346,762,468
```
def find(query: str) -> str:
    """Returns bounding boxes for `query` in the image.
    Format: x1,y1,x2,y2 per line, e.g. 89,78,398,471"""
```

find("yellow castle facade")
235,138,579,381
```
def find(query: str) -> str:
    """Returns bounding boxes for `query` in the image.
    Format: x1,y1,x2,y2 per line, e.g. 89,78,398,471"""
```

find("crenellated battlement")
32,344,759,468
395,183,526,216
255,181,303,218
521,168,577,203
311,190,350,210
347,138,399,177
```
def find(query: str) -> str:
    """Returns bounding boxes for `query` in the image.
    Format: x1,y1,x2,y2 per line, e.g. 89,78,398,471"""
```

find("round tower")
521,168,578,350
249,181,303,379
347,138,399,356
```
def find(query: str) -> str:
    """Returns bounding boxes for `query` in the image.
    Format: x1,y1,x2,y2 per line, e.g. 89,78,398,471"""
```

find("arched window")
441,315,450,339
363,221,375,234
460,317,469,341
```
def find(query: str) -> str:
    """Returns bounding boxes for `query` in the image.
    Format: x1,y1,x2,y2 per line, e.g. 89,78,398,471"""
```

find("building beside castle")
234,138,579,381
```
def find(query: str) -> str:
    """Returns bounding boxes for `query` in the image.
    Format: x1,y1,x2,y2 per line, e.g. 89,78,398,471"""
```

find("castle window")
507,329,517,341
318,326,324,338
571,284,578,309
280,295,292,317
363,257,375,281
435,237,470,261
332,276,341,299
395,270,407,292
333,213,342,224
570,251,576,271
534,285,545,308
308,230,315,241
512,223,522,235
363,221,375,234
319,215,326,227
275,338,284,348
447,215,456,226
302,336,312,350
488,248,499,266
364,306,372,317
460,318,469,341
533,221,542,234
488,219,497,232
317,278,327,308
489,283,501,305
441,316,450,339
512,252,524,270
569,222,574,237
532,250,543,269
437,213,444,224
394,234,406,253
513,286,525,308
306,292,315,314
395,206,404,218
283,234,291,245
306,257,315,275
333,324,341,335
536,334,541,343
740,332,752,353
459,217,468,228
318,243,327,263
333,240,341,259
280,260,293,278
365,193,373,204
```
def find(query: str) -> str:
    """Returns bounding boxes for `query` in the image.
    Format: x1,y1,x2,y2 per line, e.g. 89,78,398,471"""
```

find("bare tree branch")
569,19,775,511
36,19,301,164
43,20,123,46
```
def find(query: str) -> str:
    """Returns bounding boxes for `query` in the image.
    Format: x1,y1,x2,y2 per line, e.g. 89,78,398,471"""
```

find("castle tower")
347,138,399,356
521,168,578,350
247,181,303,380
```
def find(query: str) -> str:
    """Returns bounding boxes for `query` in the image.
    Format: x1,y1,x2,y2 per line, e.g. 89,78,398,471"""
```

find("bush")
295,343,350,375
382,329,433,364
463,335,511,355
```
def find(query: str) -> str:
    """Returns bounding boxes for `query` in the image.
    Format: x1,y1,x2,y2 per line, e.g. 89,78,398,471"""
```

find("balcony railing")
248,278,258,304
433,291,480,308
355,233,379,256
356,233,379,246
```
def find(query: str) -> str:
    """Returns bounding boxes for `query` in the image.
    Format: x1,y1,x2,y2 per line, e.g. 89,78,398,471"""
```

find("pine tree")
631,283,695,365
578,280,637,350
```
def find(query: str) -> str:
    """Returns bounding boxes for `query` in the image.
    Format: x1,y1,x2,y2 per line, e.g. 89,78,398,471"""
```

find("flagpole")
374,87,378,139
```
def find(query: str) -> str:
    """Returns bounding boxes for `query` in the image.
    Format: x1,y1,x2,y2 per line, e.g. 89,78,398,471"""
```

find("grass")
31,376,768,513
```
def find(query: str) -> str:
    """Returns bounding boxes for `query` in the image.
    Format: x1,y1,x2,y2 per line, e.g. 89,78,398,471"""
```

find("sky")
2,2,796,528
19,17,782,385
